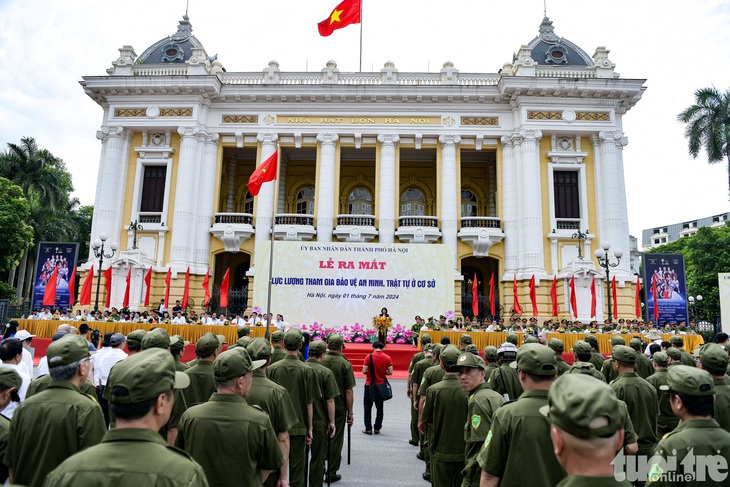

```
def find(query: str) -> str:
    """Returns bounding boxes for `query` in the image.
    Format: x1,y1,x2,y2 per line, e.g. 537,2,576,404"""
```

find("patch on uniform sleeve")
647,463,663,483
483,430,492,448
471,414,481,430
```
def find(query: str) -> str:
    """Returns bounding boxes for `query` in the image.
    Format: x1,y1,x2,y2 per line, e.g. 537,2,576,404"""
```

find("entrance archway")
211,252,251,315
461,256,500,321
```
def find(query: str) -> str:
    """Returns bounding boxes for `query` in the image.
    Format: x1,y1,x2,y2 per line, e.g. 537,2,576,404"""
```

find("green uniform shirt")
411,358,435,397
483,362,498,379
246,369,298,434
463,383,505,482
321,351,356,414
421,375,468,462
477,389,567,487
176,393,284,487
418,364,445,397
408,351,425,376
714,377,730,433
650,419,730,487
306,359,340,424
635,352,654,379
183,361,216,407
45,428,209,487
270,347,287,365
0,414,9,484
268,355,322,436
610,372,657,455
600,359,619,384
589,351,605,369
620,400,639,447
555,356,571,376
487,363,523,401
174,358,189,372
26,374,96,398
646,369,678,436
557,475,631,487
5,381,106,487
678,349,696,367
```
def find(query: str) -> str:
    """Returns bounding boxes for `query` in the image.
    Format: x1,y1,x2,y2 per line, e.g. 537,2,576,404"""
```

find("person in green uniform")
408,334,431,446
420,345,468,487
549,338,571,376
6,335,106,487
569,341,605,381
600,335,627,383
238,324,251,338
646,351,678,436
541,374,631,487
0,368,20,484
45,348,208,487
411,344,436,463
664,347,682,366
321,333,355,483
459,334,473,351
126,328,147,355
418,343,445,481
505,332,518,346
457,351,504,487
523,335,538,344
176,347,283,486
483,346,499,378
246,338,298,487
487,342,523,401
183,333,224,407
630,338,654,379
609,345,657,456
695,343,730,432
669,336,695,367
306,341,338,487
648,366,730,486
170,335,190,372
584,334,605,370
268,329,322,487
270,331,287,365
478,343,565,487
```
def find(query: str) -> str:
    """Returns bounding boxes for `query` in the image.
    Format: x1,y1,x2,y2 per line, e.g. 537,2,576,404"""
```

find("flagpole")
265,142,280,341
359,0,363,72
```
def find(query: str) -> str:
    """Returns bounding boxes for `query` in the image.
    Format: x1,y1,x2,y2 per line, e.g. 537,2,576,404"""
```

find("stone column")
377,134,399,244
597,131,631,275
316,133,338,242
253,134,278,268
501,135,518,276
194,133,220,272
277,153,288,214
517,129,545,275
169,126,200,268
439,135,461,270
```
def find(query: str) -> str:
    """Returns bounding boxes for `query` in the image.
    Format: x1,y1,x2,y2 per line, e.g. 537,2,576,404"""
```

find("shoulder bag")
369,354,393,401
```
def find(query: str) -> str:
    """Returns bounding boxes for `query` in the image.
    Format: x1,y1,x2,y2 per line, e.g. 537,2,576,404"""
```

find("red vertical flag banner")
202,269,210,308
550,276,558,317
144,267,152,307
471,273,479,318
68,268,76,307
79,267,93,307
569,275,578,318
219,269,230,309
488,274,495,317
652,275,660,320
42,266,59,307
635,276,642,319
164,268,172,310
590,276,597,318
122,269,131,308
529,275,538,317
512,274,523,315
317,0,361,37
181,267,190,309
247,150,278,196
612,276,618,319
104,267,113,308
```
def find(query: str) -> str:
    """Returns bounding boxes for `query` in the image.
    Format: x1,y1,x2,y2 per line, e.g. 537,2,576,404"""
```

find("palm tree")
678,87,730,197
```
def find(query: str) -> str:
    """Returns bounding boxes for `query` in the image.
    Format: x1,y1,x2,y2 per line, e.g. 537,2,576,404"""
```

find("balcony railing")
275,214,315,226
556,218,581,230
214,213,253,225
461,217,502,229
138,212,162,224
399,216,439,227
337,214,376,226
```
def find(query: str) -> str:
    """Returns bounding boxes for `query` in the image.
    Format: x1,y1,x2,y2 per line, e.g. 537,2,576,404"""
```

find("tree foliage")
0,177,33,273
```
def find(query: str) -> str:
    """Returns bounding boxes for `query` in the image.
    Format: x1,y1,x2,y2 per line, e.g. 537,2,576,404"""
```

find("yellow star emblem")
330,9,343,25
262,168,267,173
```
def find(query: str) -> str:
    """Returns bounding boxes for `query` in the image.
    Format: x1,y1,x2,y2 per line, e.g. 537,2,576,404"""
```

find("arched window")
238,189,254,214
296,187,315,214
400,188,425,216
461,190,478,217
348,188,373,215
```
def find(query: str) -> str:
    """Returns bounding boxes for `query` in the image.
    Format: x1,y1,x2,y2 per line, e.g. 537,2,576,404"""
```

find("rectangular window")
553,171,580,219
140,166,167,212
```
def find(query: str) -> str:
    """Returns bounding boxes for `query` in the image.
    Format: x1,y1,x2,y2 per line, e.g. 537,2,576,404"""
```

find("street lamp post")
128,220,143,249
92,233,118,313
594,241,623,323
688,295,703,320
571,229,589,260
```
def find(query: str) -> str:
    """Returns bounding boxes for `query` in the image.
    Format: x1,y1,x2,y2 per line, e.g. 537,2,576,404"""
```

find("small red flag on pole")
219,269,230,309
512,274,522,315
122,268,131,308
104,267,113,309
529,275,538,317
612,276,618,320
68,267,76,307
181,267,190,309
164,268,171,311
488,274,495,317
143,267,152,307
202,269,210,308
590,276,597,318
79,267,93,307
471,273,479,318
42,266,59,307
635,276,642,319
550,276,558,317
317,0,361,37
247,150,278,196
569,275,578,318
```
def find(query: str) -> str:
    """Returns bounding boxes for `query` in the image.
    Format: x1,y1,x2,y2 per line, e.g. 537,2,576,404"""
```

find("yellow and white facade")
80,16,646,321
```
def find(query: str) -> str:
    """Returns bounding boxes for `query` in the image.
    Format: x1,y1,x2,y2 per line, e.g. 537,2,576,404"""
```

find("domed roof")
137,15,204,65
527,17,592,67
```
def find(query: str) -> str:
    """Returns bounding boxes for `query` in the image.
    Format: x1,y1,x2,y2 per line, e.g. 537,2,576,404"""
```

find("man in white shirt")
97,334,128,387
248,312,261,327
13,330,35,379
82,310,95,321
36,331,69,377
38,308,52,320
0,339,31,419
90,333,114,388
158,299,167,314
172,312,187,324
274,314,289,331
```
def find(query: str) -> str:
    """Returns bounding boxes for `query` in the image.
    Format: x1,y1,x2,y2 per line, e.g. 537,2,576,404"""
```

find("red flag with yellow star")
247,150,278,196
318,0,361,37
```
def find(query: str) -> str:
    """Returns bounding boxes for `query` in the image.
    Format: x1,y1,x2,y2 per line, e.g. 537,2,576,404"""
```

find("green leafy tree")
678,87,730,196
0,177,33,273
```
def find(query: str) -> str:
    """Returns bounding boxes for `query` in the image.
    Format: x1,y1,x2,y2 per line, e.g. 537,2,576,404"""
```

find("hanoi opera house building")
80,15,646,321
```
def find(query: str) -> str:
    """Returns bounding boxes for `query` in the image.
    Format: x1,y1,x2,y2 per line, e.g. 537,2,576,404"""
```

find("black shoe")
325,473,342,483
409,440,419,446
422,472,431,483
416,451,425,461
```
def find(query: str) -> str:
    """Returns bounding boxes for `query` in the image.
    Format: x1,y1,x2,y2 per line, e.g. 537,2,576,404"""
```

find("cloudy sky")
1,0,728,243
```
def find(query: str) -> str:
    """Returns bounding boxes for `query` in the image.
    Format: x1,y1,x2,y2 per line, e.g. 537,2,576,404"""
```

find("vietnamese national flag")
144,267,152,306
612,276,618,319
635,275,642,318
471,273,479,318
247,150,278,196
104,267,113,308
181,267,190,309
68,267,76,307
79,267,93,307
569,275,578,318
488,274,495,317
512,274,522,315
529,275,538,317
550,276,558,317
202,269,210,307
220,269,230,309
164,268,172,310
122,268,131,308
651,275,659,320
318,0,361,37
590,276,597,318
42,266,59,307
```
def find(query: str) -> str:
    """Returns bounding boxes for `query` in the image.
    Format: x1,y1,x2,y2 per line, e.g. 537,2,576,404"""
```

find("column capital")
177,126,200,138
377,134,400,146
256,133,279,145
518,129,542,142
316,133,339,145
598,130,628,147
96,125,127,142
204,132,220,145
438,134,461,147
500,135,514,147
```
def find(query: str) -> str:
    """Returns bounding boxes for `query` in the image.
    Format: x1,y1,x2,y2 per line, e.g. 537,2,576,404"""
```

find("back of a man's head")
0,339,22,363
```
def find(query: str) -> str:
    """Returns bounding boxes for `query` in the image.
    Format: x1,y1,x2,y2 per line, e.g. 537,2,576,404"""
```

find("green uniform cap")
237,325,251,337
246,337,273,360
169,335,189,351
460,333,473,345
309,340,327,356
109,348,189,404
327,333,345,349
541,374,623,439
512,343,557,376
464,344,478,354
420,333,431,344
213,347,265,381
483,346,499,360
506,332,519,345
0,367,22,390
666,347,682,361
196,332,224,357
548,338,565,353
235,336,252,349
669,335,684,345
652,351,669,367
456,350,486,370
284,329,303,348
572,340,592,354
569,362,598,376
612,345,636,364
141,328,170,350
47,335,91,369
271,331,285,343
126,329,147,346
629,338,643,350
659,365,714,396
422,343,435,353
610,336,626,347
584,335,598,346
432,343,444,357
440,344,461,372
523,336,538,344
698,343,729,371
